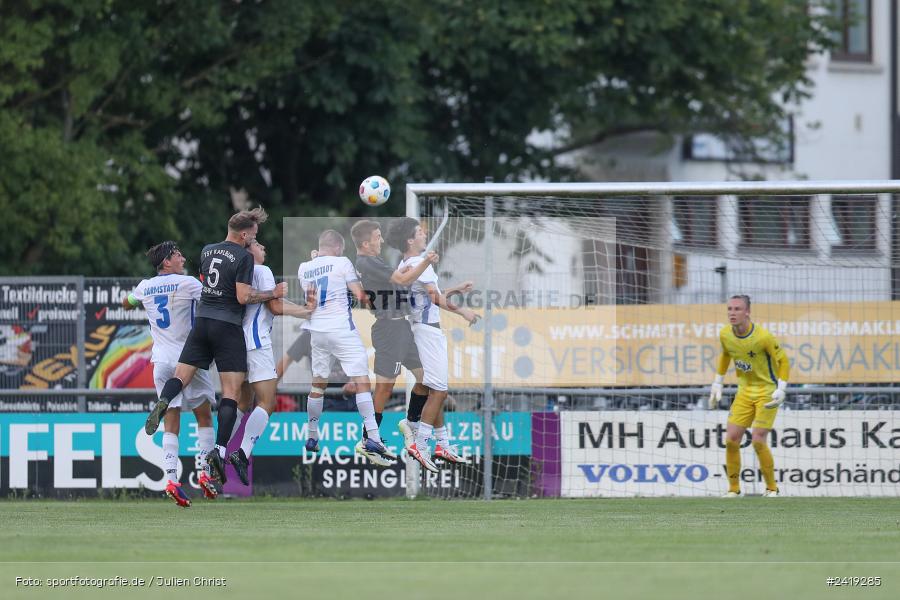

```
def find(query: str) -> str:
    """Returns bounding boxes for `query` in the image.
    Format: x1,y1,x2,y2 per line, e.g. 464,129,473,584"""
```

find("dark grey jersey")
196,241,254,325
356,254,411,319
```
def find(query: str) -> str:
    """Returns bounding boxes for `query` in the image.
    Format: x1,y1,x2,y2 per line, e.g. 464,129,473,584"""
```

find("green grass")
1,497,898,599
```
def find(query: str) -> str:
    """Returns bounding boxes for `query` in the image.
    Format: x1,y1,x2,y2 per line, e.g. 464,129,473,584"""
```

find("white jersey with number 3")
399,256,441,326
298,255,359,332
131,274,202,363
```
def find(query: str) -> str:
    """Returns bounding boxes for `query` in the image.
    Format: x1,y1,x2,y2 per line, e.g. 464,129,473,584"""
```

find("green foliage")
0,0,835,276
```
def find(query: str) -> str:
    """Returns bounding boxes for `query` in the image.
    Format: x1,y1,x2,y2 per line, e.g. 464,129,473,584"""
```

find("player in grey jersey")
145,208,287,484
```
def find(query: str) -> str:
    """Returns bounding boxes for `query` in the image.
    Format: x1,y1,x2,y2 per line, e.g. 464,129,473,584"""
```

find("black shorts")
286,330,312,362
372,318,422,378
179,317,247,373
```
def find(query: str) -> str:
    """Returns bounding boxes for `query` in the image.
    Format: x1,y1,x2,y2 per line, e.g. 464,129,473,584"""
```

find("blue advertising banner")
0,412,533,497
0,412,531,457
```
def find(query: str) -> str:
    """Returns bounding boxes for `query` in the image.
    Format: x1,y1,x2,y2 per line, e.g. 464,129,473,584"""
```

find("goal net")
408,181,900,498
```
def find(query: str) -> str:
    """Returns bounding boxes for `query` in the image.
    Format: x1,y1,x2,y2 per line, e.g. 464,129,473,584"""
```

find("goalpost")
405,180,900,499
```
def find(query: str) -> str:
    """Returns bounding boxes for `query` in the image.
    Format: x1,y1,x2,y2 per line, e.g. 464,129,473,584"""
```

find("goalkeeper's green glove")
764,380,788,409
708,374,724,409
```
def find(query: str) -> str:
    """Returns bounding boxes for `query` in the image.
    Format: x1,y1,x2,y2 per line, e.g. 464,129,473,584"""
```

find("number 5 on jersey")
208,257,223,287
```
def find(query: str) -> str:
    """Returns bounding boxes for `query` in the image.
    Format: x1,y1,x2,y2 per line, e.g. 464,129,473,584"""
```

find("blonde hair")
318,229,345,251
228,207,268,232
730,294,751,310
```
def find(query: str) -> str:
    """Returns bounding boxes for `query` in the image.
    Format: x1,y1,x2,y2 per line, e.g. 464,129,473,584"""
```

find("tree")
0,0,335,274
0,0,834,275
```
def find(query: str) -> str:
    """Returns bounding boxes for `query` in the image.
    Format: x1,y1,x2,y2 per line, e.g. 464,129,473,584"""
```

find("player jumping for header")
350,219,439,466
144,208,287,485
124,241,217,506
298,229,394,462
387,217,479,472
228,239,315,485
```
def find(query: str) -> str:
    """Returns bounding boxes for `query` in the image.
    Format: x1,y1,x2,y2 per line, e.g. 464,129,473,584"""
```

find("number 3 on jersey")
316,275,329,307
153,295,171,329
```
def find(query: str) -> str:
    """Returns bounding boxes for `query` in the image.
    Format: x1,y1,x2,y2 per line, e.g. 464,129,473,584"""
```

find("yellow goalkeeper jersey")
717,323,790,392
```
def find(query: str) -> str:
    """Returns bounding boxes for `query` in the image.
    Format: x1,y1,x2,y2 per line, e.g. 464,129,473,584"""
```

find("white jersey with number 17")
131,274,202,364
298,255,359,333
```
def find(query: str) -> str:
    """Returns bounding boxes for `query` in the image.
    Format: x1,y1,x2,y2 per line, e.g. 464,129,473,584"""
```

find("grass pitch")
2,497,898,599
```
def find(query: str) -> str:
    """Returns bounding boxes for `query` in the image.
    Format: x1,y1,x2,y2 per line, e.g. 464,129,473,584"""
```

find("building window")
831,0,872,62
682,118,794,164
739,197,810,249
615,244,650,305
831,195,877,251
673,197,718,248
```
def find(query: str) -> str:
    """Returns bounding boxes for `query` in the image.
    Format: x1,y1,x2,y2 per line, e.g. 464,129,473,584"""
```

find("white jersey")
298,255,359,332
399,256,441,326
131,274,202,363
242,264,276,350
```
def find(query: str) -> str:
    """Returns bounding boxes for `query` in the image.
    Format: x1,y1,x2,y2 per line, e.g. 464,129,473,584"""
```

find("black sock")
407,392,428,422
215,398,238,447
160,378,183,403
363,412,383,441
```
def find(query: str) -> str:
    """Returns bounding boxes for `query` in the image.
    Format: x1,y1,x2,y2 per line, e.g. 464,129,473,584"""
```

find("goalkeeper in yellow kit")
708,295,790,497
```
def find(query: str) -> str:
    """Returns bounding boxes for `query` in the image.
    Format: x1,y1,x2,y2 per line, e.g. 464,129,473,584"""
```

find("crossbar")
407,179,900,197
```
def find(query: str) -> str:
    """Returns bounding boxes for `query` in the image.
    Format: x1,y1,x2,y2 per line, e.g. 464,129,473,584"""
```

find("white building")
568,0,898,306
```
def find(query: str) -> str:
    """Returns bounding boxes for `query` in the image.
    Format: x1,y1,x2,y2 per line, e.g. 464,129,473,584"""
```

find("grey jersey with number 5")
196,241,254,325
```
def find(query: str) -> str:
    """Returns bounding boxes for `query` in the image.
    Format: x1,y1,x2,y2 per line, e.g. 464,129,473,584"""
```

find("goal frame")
405,179,900,499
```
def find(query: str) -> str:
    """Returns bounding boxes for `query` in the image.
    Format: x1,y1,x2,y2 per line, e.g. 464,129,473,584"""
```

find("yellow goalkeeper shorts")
727,388,779,430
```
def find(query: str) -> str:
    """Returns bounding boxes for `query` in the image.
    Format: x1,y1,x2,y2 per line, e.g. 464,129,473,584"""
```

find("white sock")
307,395,324,440
163,432,179,482
434,426,450,449
228,408,245,444
240,406,269,458
197,426,214,475
415,422,433,452
355,391,382,443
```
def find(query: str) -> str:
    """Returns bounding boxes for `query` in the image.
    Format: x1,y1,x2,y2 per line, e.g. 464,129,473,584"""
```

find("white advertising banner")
561,411,900,497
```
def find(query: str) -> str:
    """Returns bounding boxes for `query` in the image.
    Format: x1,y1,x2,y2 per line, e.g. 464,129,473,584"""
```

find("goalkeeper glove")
765,380,788,409
708,374,724,409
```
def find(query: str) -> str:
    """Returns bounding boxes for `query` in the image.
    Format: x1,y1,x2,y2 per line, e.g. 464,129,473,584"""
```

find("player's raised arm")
268,298,315,319
425,283,478,325
123,292,141,311
390,251,438,285
763,333,790,409
236,281,287,304
444,279,475,296
234,248,287,304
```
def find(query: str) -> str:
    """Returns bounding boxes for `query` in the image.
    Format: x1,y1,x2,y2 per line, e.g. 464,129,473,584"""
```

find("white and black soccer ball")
359,175,391,207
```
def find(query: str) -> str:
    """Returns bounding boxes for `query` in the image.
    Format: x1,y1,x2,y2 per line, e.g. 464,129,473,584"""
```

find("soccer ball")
359,175,391,206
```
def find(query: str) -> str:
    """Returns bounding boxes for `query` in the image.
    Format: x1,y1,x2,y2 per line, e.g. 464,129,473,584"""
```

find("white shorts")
411,323,448,392
247,346,277,383
310,330,368,379
153,362,214,411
